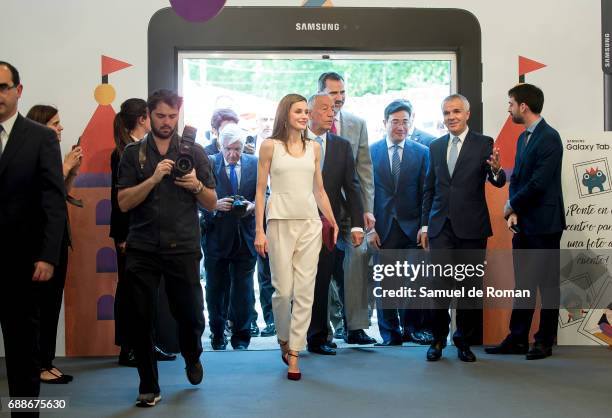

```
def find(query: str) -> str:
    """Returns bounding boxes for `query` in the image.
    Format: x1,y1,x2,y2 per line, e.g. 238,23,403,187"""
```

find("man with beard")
117,89,217,407
486,83,565,360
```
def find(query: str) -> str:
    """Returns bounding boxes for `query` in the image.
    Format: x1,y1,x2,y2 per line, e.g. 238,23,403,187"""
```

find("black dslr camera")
228,195,249,218
172,125,197,178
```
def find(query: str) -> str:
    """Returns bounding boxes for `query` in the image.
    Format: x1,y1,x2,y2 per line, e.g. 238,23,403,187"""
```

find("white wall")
0,0,604,355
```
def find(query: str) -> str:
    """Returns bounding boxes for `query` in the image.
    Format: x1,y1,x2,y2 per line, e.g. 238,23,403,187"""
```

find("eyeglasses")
0,83,18,93
390,120,410,127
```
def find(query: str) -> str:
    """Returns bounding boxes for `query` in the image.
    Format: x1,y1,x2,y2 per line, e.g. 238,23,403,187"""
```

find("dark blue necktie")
229,163,238,194
391,144,401,187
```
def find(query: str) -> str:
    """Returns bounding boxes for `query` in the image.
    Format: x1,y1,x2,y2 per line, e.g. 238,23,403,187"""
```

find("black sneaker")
260,323,276,337
250,321,260,337
136,392,161,407
185,360,204,385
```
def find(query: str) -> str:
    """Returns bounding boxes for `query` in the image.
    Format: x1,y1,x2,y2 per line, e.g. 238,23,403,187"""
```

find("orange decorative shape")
101,55,132,76
94,84,116,105
518,56,546,76
78,105,116,174
496,115,525,170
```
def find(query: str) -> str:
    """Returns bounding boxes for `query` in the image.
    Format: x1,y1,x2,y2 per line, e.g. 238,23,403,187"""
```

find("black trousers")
33,238,68,369
375,220,420,343
1,260,41,418
429,220,486,347
113,241,129,347
204,244,256,348
307,246,336,347
508,231,562,346
125,250,205,394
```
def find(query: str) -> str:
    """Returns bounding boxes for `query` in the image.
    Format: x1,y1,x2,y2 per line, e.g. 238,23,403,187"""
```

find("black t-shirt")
117,133,215,254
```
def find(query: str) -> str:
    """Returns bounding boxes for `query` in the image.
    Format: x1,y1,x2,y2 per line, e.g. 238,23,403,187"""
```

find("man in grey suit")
318,72,376,345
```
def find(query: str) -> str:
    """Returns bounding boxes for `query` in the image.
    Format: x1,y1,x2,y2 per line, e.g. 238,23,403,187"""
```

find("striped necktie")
391,144,401,187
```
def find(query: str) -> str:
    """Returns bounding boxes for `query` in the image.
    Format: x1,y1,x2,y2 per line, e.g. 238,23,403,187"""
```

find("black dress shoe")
210,335,227,350
118,347,137,367
485,338,529,355
250,321,260,337
457,346,476,362
327,341,338,349
155,346,177,361
402,331,431,345
260,323,276,337
526,342,552,360
333,327,346,340
345,329,376,345
374,339,402,347
426,341,446,361
307,344,337,355
185,360,203,385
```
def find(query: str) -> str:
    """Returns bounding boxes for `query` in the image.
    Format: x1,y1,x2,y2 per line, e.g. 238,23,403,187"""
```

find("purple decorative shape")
97,295,115,320
74,173,112,188
170,0,226,22
96,199,112,225
96,247,117,273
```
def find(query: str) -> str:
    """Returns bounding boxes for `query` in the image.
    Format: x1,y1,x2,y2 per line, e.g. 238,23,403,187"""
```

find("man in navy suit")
407,105,437,148
202,123,258,350
421,94,505,362
203,108,239,156
306,93,364,355
368,99,429,346
486,84,565,360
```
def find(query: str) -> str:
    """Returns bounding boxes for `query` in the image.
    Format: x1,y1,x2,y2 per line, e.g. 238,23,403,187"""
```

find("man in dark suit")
421,94,505,362
368,100,429,346
306,93,364,355
408,106,437,148
486,84,565,360
319,72,376,345
0,61,66,417
203,123,258,350
203,108,239,156
243,109,276,338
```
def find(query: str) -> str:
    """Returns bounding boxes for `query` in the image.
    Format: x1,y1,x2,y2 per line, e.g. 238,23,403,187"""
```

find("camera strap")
138,137,148,171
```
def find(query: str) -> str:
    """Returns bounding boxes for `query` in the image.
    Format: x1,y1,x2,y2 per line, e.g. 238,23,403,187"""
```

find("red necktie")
330,120,337,134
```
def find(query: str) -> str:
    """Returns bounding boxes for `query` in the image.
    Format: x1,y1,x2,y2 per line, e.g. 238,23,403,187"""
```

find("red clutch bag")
320,216,335,252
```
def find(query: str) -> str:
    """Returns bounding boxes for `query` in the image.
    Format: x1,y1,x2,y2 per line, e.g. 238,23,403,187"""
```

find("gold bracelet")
192,181,203,194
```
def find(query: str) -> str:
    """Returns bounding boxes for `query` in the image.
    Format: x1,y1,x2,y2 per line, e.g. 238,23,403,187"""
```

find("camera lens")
176,156,193,173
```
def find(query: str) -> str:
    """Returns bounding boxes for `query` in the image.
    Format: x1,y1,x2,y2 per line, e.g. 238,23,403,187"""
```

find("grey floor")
1,346,610,418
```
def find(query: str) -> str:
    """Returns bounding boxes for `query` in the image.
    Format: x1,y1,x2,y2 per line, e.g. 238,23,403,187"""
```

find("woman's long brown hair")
270,93,307,153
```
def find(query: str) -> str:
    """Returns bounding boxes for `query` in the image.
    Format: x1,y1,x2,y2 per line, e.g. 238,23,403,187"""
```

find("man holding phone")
487,83,565,360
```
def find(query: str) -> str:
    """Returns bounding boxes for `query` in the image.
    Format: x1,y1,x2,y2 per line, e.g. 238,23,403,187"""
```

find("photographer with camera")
117,89,216,407
202,123,258,351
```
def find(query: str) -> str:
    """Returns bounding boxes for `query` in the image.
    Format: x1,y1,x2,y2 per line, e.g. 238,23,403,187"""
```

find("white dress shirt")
0,111,18,154
446,127,469,163
385,137,405,172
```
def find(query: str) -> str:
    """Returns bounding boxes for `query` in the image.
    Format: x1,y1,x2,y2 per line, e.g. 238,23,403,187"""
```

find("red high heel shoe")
286,352,301,381
278,339,289,365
